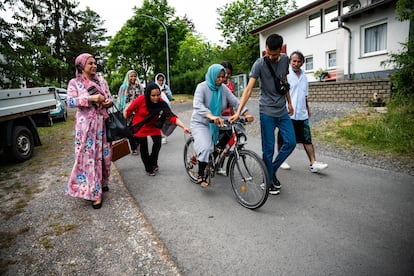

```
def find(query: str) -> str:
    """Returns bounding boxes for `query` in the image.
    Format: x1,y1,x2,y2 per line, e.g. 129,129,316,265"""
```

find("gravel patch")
0,114,181,276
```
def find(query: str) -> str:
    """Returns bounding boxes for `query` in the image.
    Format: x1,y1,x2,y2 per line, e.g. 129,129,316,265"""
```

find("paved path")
115,102,414,275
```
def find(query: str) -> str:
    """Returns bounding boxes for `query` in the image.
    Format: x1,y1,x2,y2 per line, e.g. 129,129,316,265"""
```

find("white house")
251,0,410,82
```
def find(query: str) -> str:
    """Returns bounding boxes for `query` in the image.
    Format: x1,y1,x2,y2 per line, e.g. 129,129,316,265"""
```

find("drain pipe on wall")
339,17,352,80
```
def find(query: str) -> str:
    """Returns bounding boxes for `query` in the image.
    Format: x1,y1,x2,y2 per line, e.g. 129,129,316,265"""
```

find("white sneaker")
280,162,291,170
310,161,328,173
217,168,226,176
161,137,167,144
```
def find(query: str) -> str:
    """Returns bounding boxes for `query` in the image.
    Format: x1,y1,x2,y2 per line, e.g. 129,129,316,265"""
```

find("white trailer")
0,87,56,162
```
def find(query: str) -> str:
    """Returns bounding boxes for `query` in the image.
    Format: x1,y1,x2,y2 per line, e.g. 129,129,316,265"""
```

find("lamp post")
139,14,170,87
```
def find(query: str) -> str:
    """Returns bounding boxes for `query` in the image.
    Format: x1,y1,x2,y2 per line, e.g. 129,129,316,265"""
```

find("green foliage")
105,0,191,91
0,0,107,89
384,0,414,97
396,0,414,21
216,0,297,73
170,33,221,93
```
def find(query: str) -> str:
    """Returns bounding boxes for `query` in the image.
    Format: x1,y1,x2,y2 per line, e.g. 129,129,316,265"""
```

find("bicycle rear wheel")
183,136,199,183
229,149,269,209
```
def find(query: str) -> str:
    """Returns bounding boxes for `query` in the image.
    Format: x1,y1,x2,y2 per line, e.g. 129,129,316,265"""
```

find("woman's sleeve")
67,79,90,108
193,83,211,117
168,115,177,125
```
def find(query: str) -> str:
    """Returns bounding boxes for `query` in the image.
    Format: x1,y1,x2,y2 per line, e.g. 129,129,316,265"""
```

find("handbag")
111,138,131,161
161,119,177,136
154,110,177,137
264,56,290,95
106,105,131,142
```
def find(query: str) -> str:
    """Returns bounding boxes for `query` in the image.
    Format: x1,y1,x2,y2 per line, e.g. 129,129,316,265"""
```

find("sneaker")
269,186,280,195
280,162,291,170
161,137,167,144
273,177,282,189
310,161,328,173
217,168,226,176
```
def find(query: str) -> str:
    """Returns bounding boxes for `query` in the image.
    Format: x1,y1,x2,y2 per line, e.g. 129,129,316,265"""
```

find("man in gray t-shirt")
231,34,296,195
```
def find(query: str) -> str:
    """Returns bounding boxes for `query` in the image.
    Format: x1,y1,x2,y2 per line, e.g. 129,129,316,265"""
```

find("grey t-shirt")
249,54,289,117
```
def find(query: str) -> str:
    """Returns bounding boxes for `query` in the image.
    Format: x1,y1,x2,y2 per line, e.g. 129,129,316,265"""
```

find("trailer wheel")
9,126,34,162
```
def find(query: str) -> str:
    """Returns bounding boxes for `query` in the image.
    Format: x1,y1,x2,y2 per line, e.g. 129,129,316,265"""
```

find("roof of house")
250,0,331,35
250,0,397,34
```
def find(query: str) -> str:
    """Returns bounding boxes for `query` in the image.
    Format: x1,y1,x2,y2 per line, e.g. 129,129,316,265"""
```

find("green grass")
171,94,193,103
314,95,414,162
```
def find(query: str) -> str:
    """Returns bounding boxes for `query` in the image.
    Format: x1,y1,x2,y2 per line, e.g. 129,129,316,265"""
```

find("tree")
0,0,107,88
216,0,296,73
10,0,79,87
64,7,108,83
172,33,221,93
105,0,191,92
386,0,414,96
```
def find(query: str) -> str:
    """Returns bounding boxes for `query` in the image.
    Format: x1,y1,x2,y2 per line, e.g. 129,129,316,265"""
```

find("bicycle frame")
184,117,269,209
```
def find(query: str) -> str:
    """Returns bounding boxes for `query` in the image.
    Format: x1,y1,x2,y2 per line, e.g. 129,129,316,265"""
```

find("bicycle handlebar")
209,116,248,126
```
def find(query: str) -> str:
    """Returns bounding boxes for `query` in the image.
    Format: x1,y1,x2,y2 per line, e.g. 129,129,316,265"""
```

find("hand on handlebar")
230,112,253,124
229,112,240,124
211,116,225,127
244,113,254,123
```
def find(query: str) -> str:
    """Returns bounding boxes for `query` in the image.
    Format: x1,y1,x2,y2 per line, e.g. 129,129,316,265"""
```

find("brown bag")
111,138,131,162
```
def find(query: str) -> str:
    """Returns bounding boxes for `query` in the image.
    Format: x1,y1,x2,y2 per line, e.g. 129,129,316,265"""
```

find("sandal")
131,150,138,156
92,198,102,209
197,176,209,188
148,171,156,176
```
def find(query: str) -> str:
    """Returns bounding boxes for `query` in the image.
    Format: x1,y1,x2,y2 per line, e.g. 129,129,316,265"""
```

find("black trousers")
128,135,137,151
136,135,162,173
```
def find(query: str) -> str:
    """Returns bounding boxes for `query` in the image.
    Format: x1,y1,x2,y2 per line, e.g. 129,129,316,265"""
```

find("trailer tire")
9,126,34,162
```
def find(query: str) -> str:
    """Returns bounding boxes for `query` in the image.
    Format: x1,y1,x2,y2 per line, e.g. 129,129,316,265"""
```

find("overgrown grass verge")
0,116,74,221
313,94,414,164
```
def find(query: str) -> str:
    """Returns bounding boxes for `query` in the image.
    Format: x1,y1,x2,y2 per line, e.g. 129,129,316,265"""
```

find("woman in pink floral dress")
66,53,114,209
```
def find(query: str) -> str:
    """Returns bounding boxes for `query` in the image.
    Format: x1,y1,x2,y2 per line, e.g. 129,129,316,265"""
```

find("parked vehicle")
0,87,56,162
56,88,67,103
50,90,67,121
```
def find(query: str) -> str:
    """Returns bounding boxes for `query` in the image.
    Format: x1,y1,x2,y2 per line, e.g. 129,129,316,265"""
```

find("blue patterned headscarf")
205,64,225,144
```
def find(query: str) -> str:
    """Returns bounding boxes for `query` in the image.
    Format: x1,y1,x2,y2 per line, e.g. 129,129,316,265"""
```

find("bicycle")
183,117,269,209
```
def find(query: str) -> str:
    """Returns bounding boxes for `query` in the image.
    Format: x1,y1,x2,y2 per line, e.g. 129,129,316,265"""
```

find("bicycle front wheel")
229,150,269,209
183,136,199,183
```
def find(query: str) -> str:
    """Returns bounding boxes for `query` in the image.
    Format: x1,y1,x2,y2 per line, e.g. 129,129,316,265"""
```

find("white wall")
346,6,410,75
255,1,410,82
259,8,339,82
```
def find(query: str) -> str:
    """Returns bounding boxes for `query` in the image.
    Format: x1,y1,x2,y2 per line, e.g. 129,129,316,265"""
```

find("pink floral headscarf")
75,53,93,77
74,53,109,118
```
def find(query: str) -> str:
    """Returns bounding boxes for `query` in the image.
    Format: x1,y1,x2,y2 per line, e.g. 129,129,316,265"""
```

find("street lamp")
139,14,170,87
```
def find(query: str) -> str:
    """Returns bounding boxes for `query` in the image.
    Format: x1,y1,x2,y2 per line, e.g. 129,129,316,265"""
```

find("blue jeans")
260,113,296,184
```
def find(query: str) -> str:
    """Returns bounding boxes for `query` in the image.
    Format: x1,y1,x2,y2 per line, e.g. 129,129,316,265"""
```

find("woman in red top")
124,82,190,176
220,61,235,117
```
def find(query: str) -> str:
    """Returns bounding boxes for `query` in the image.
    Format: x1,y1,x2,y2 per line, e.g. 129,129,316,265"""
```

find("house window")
327,51,336,68
324,5,338,31
308,12,321,36
363,21,387,55
305,56,313,71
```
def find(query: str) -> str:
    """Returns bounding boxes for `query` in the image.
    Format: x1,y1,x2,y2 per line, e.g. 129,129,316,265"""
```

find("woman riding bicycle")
190,64,253,187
